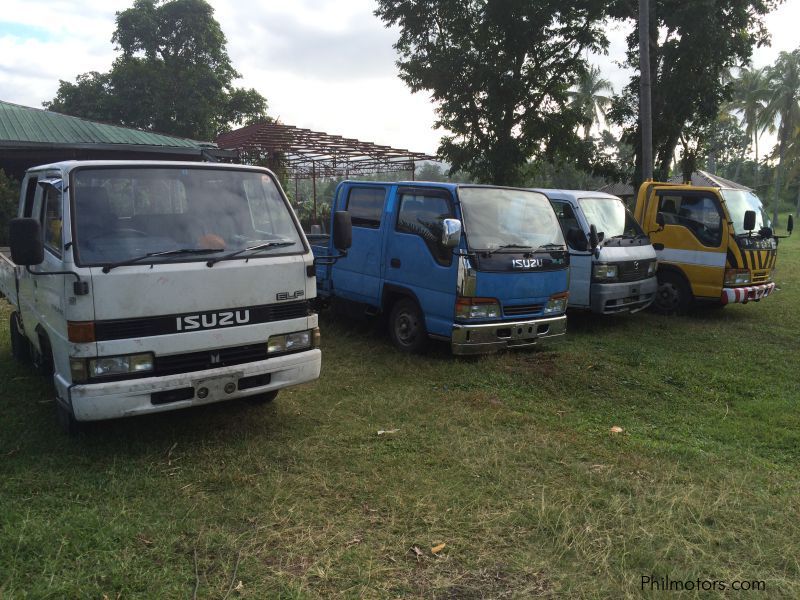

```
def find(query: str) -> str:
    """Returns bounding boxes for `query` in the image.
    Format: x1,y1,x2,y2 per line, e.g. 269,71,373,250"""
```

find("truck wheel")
653,272,692,315
388,298,428,353
9,312,31,364
247,390,279,405
32,333,54,377
56,400,84,436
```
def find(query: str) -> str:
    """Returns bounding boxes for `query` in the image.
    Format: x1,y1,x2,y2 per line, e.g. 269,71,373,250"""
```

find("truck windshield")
458,187,564,251
721,189,770,235
577,197,644,238
71,167,303,266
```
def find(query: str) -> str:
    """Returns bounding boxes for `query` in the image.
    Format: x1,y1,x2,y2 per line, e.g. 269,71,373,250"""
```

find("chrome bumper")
450,315,567,355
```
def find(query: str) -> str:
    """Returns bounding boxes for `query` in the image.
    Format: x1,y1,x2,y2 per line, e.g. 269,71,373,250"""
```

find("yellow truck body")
634,182,778,312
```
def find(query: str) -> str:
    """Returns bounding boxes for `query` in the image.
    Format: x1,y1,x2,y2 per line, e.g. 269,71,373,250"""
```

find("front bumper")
451,315,567,355
720,282,775,305
65,349,321,421
590,277,658,314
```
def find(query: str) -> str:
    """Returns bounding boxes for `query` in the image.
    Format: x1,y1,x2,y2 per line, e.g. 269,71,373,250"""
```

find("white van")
534,189,658,314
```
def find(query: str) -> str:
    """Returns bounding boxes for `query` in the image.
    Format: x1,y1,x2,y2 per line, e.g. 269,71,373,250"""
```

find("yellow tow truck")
633,181,793,313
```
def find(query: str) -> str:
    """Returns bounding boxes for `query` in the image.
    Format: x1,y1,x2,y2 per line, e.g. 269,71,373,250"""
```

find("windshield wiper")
206,240,296,267
482,243,534,256
102,248,224,273
533,243,567,253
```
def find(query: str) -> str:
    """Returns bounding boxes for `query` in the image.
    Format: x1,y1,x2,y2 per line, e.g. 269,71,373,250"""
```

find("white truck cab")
534,189,658,314
1,160,321,432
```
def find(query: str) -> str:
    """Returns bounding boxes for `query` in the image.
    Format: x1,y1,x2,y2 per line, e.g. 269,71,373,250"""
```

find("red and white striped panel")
720,282,776,305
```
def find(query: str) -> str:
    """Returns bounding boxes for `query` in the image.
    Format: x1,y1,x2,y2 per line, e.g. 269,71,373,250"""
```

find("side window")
22,177,38,217
396,193,455,265
658,193,722,247
347,187,385,229
42,186,63,256
552,201,580,232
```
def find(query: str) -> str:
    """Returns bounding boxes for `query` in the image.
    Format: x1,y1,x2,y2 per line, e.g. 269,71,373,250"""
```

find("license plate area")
193,372,244,400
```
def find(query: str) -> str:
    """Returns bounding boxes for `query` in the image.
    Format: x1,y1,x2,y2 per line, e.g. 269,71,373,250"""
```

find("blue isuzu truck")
310,181,570,355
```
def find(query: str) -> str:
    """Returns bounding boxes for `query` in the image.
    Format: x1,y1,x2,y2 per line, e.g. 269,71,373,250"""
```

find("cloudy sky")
0,0,797,155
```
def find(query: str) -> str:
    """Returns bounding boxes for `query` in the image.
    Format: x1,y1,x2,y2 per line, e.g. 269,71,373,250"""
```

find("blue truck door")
384,187,458,337
330,184,388,305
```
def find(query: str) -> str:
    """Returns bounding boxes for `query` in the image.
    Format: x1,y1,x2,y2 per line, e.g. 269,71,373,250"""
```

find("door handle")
390,258,401,268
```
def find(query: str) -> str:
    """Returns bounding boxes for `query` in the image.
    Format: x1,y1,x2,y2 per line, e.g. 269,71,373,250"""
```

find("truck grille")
154,343,268,376
94,301,309,341
616,260,654,282
503,303,544,317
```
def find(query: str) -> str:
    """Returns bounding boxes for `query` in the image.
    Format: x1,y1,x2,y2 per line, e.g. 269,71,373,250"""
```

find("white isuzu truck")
0,160,342,433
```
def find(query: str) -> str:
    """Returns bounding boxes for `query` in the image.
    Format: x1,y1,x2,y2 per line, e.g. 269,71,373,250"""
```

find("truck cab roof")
530,189,622,205
24,160,274,175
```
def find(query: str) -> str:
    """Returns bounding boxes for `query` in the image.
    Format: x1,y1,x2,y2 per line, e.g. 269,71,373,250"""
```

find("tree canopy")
44,0,267,141
374,0,610,186
609,0,776,189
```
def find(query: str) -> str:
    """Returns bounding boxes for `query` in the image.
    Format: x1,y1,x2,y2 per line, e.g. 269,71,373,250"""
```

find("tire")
388,298,428,353
9,312,31,364
56,400,84,436
32,333,54,377
246,390,279,405
653,271,692,315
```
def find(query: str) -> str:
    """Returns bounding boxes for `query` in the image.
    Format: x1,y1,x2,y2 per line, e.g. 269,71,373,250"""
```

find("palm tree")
728,67,771,188
568,66,614,140
764,50,800,227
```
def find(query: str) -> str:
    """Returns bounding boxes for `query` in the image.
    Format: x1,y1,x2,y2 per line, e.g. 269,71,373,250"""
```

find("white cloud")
0,0,796,158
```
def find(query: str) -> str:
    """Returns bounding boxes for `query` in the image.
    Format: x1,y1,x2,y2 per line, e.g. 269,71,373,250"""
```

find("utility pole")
639,0,653,181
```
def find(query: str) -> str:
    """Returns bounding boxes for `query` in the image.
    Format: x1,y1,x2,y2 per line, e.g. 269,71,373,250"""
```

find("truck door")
552,200,591,307
15,175,41,333
384,187,459,337
648,188,726,299
37,180,69,346
329,184,388,305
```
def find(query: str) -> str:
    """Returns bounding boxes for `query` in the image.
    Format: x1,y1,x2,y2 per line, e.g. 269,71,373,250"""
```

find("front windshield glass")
72,167,303,265
458,187,564,251
578,197,644,238
721,189,770,235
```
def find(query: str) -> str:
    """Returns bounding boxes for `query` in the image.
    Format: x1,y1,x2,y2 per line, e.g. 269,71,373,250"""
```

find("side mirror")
743,210,756,232
656,212,665,230
589,224,599,250
9,218,44,266
441,218,462,248
566,227,588,251
788,215,794,235
333,211,352,251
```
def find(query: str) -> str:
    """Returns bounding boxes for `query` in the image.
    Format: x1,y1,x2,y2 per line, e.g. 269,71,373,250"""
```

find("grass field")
1,234,799,598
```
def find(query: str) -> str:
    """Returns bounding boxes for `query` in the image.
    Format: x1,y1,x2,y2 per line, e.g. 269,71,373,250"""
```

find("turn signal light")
67,321,96,343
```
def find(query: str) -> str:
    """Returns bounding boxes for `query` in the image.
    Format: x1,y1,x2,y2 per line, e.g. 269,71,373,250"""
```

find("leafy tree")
0,170,21,246
764,49,800,225
568,65,614,140
374,0,609,186
609,0,776,190
45,0,267,140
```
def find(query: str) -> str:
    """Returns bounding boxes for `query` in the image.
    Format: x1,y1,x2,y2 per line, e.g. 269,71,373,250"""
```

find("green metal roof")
0,100,212,149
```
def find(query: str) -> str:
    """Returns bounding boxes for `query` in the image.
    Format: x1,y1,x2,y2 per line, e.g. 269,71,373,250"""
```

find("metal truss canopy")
216,121,435,178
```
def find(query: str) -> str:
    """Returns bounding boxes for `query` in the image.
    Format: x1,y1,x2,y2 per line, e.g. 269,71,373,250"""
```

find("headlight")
724,268,751,285
268,330,314,354
70,352,154,382
647,261,658,276
455,297,501,320
593,263,618,281
543,292,569,315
